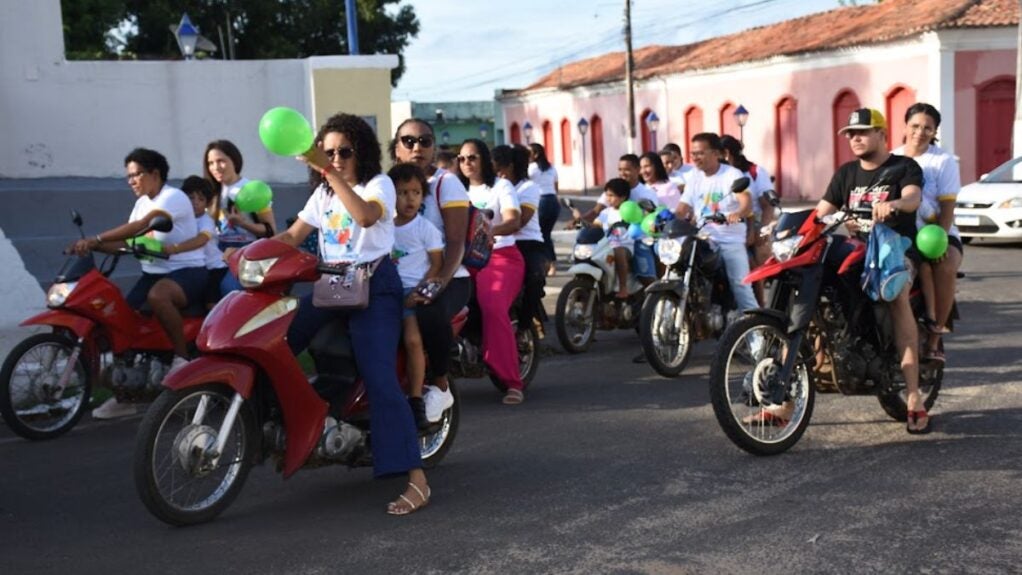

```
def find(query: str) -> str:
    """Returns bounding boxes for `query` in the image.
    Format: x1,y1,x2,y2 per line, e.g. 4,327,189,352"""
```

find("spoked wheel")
709,315,816,456
555,278,597,353
878,331,943,421
0,333,91,440
420,381,460,468
639,292,693,377
489,322,540,393
134,384,257,526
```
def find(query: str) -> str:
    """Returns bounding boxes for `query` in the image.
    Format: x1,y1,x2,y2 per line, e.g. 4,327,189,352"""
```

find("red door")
639,108,652,153
885,86,916,150
684,106,703,163
977,77,1016,178
775,97,799,199
720,102,740,140
542,121,554,161
560,119,572,165
510,122,521,145
591,115,605,186
833,90,861,169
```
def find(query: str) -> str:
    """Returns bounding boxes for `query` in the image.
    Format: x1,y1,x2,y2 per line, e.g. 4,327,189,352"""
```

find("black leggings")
415,277,472,379
516,240,548,326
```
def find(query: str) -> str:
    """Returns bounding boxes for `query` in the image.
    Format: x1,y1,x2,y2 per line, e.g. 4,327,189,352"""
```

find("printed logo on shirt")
849,185,891,210
322,209,354,261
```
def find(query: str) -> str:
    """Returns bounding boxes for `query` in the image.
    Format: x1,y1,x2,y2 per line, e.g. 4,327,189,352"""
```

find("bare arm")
165,231,211,255
272,218,315,249
727,191,752,224
492,209,522,236
937,199,955,231
520,205,537,227
425,250,444,281
438,206,468,285
71,208,169,255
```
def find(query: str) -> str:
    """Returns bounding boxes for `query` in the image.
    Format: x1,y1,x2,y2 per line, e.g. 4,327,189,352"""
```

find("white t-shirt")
514,180,544,243
128,184,204,274
680,164,748,244
424,168,471,279
669,165,695,188
392,214,445,289
893,144,961,239
216,177,272,247
596,204,632,250
528,163,558,196
649,180,682,211
597,182,658,207
468,177,520,250
297,174,395,264
744,164,775,221
196,213,226,270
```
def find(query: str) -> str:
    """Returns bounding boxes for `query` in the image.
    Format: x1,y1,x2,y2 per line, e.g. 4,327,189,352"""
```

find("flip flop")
906,409,932,435
923,348,946,365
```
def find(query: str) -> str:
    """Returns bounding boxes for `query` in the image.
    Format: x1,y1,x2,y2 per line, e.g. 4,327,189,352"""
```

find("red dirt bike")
708,206,946,455
0,211,201,440
132,238,460,526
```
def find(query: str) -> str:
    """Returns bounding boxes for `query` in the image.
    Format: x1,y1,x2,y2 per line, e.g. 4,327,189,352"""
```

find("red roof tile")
513,0,1018,95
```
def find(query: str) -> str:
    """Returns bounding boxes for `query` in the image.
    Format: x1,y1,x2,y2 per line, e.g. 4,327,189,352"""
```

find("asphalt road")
2,241,1021,574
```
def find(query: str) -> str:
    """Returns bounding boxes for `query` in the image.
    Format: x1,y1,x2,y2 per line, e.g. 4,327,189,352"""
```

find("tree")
60,0,127,59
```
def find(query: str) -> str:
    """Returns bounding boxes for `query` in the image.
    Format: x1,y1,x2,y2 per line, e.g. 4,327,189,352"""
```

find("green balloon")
236,180,273,212
641,212,658,236
259,107,314,156
619,200,643,224
916,224,948,260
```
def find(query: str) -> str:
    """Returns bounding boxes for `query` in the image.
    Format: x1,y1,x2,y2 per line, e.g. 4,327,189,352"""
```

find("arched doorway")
775,96,799,199
684,105,703,163
977,76,1016,178
542,120,554,160
591,115,605,186
510,122,521,145
720,102,740,140
560,118,572,165
885,85,916,150
833,89,861,169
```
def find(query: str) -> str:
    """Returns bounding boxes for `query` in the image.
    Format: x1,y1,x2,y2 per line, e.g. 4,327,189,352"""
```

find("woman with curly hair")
273,113,429,516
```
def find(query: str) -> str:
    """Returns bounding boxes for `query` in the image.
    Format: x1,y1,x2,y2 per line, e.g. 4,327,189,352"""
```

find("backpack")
435,173,493,270
861,223,912,302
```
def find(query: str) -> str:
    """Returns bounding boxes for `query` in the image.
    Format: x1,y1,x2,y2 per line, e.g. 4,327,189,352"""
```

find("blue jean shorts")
402,287,416,319
632,240,657,279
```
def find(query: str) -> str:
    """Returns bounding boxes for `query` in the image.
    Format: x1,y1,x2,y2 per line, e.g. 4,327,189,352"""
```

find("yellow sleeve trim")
426,248,444,253
199,230,214,239
937,195,957,201
442,201,471,209
368,197,388,216
522,202,538,210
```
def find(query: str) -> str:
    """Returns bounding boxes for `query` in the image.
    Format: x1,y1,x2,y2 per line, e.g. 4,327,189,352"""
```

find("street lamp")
646,111,660,152
577,117,589,194
523,121,534,144
734,104,749,143
479,124,489,141
441,130,450,147
174,13,199,60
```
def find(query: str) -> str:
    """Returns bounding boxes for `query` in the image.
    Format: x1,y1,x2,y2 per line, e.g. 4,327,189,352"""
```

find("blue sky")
393,0,849,102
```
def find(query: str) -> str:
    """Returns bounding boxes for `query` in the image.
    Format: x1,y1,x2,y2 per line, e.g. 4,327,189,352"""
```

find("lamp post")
174,13,199,60
734,104,749,144
479,124,489,143
646,111,660,152
577,117,589,194
523,121,533,144
441,131,450,148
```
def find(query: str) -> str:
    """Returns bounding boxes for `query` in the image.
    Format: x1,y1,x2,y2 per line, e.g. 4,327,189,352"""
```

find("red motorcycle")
0,211,200,440
708,207,946,455
133,238,460,526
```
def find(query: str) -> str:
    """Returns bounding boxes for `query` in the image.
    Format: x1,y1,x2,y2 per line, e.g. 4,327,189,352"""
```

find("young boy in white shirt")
168,176,227,308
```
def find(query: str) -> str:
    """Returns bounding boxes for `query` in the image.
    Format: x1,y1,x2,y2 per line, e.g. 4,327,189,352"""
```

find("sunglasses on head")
399,135,434,150
325,147,355,160
458,154,479,164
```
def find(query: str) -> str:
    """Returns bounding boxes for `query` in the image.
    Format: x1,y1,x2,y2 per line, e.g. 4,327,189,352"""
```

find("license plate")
955,215,980,227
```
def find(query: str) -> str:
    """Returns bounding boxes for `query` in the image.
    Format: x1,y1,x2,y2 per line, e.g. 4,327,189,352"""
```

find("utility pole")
1014,0,1022,158
624,0,636,154
346,0,360,55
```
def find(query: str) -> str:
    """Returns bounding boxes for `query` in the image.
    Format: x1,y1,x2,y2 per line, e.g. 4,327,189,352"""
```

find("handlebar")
116,246,170,260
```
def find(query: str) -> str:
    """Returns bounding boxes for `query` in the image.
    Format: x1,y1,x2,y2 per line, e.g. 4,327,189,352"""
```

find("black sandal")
408,397,429,430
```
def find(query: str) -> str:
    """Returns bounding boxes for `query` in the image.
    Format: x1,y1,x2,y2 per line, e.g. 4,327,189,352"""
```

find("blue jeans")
714,241,758,312
286,258,421,477
633,240,656,279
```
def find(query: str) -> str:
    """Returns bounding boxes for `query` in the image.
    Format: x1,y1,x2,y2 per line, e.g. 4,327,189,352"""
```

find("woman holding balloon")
265,111,430,516
893,103,962,364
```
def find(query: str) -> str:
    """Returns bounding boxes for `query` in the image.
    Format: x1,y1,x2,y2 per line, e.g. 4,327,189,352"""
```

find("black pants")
538,194,561,262
415,277,472,379
516,240,548,326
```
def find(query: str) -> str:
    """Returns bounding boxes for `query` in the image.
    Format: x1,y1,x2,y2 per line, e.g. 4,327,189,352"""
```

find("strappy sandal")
386,482,430,516
906,409,932,435
502,388,524,405
919,316,950,335
923,347,946,365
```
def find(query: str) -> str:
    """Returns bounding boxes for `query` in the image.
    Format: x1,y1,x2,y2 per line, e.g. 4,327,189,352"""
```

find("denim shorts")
126,266,209,312
632,240,657,279
402,287,416,319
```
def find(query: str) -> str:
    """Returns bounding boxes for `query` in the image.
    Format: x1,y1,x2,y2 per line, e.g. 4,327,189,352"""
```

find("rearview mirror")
731,176,750,193
70,209,83,228
147,216,173,234
637,199,657,213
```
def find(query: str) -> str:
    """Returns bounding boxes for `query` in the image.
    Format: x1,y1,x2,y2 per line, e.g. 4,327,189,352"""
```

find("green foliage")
61,0,420,85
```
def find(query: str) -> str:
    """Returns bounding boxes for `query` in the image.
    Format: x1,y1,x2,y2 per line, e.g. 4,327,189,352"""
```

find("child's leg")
613,246,631,298
403,315,426,398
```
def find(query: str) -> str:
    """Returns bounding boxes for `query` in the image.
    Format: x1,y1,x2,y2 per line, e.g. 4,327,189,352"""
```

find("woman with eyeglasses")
273,113,429,516
70,148,207,419
527,143,560,276
390,118,472,422
893,103,963,365
459,139,526,404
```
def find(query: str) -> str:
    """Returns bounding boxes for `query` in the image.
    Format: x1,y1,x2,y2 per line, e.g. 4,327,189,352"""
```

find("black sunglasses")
399,135,434,150
458,154,479,164
325,147,355,160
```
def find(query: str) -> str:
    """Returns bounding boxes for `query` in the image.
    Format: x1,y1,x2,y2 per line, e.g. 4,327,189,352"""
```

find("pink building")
497,0,1018,200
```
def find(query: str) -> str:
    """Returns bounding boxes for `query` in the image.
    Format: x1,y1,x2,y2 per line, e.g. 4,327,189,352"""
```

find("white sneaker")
91,397,137,420
168,356,189,373
423,385,454,422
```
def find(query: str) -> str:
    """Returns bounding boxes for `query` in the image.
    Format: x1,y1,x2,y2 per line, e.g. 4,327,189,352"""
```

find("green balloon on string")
619,200,643,224
258,107,314,156
641,212,658,236
235,180,273,212
916,224,948,260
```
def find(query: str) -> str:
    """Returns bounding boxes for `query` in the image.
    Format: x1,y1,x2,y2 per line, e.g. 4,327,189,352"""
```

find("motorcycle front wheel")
0,333,91,440
555,278,597,354
639,292,693,377
490,322,540,392
709,315,816,456
134,384,257,526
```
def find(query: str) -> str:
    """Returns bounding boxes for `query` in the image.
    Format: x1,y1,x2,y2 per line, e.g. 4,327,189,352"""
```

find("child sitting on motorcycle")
572,178,635,299
172,176,228,309
387,163,445,430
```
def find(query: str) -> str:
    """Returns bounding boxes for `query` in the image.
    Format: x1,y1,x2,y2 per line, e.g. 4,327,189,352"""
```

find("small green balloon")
235,180,273,212
619,200,643,224
641,212,658,236
259,107,314,156
916,224,948,260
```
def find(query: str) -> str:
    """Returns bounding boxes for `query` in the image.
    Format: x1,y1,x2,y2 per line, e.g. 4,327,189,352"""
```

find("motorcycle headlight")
238,257,278,288
998,197,1022,209
46,282,77,308
771,235,803,262
658,238,682,265
573,244,595,261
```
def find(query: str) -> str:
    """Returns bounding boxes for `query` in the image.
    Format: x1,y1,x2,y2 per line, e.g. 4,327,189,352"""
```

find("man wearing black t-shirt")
815,108,930,433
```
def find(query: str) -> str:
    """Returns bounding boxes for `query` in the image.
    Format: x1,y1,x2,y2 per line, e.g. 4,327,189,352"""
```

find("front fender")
645,279,686,298
20,310,94,339
567,262,604,283
162,355,256,398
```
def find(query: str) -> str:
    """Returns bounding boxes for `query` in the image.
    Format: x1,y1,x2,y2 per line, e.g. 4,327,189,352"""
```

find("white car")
955,156,1022,243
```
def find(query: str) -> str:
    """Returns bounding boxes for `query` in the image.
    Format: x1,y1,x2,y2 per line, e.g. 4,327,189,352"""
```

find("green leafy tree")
60,0,127,59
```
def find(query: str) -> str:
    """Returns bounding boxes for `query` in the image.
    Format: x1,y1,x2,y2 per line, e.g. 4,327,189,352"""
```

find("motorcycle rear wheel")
877,337,943,421
709,315,816,456
421,381,460,468
0,333,91,440
554,278,597,354
639,292,693,377
489,322,540,393
134,384,256,526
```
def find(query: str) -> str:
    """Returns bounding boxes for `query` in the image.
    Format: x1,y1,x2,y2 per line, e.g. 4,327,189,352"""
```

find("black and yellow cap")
838,108,887,134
